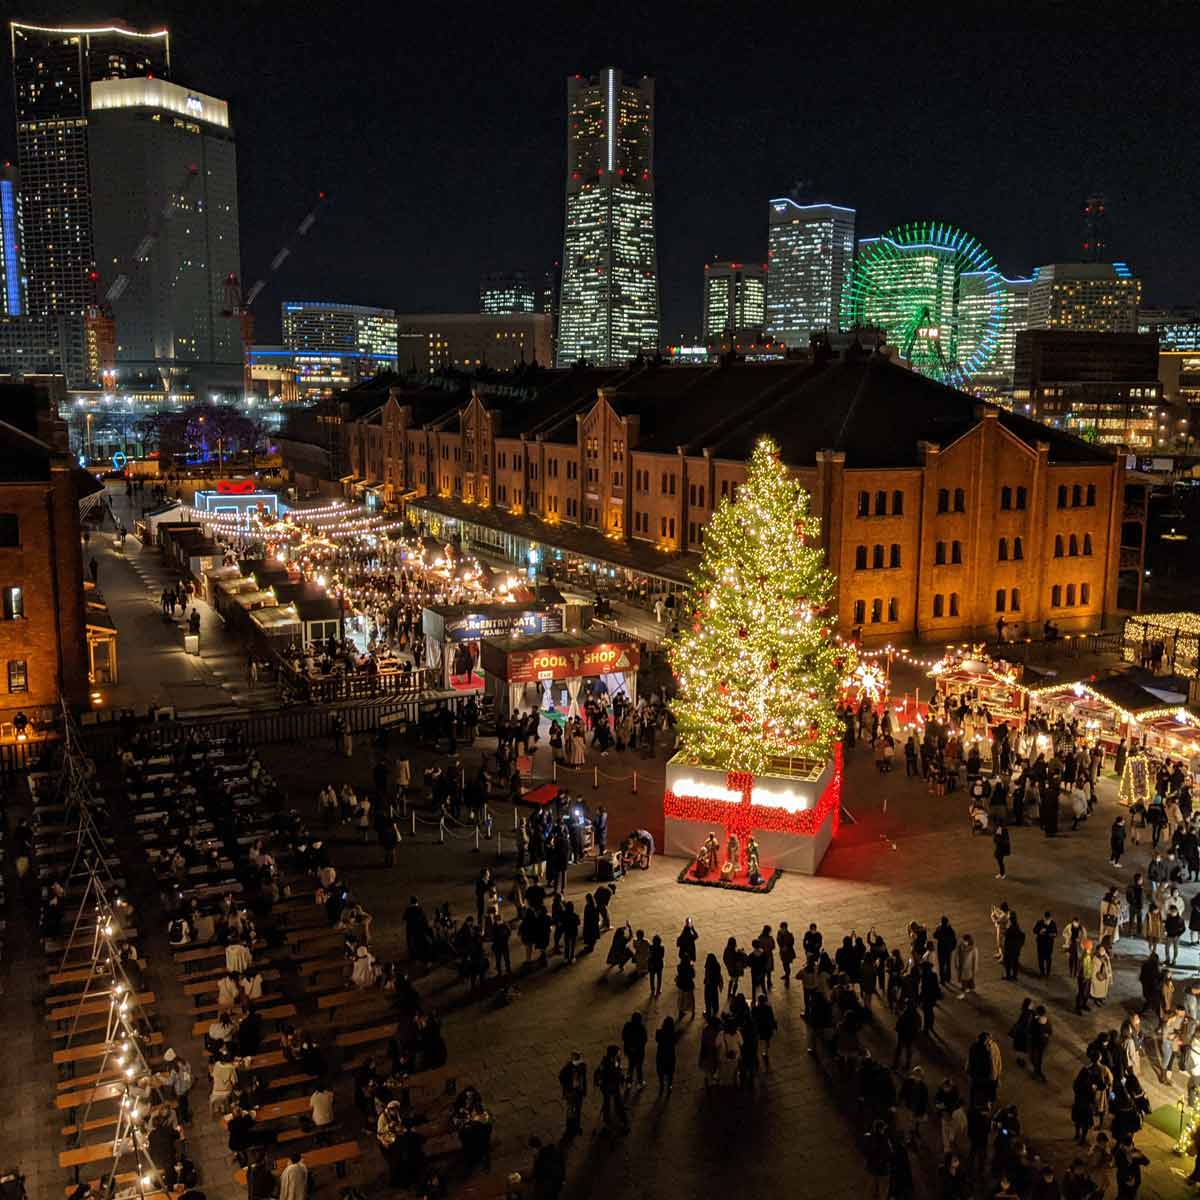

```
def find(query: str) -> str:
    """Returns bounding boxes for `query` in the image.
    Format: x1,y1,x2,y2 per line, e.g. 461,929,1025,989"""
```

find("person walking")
864,1120,894,1200
1033,912,1057,977
993,820,1012,879
593,1046,628,1133
654,1017,677,1096
558,1052,587,1138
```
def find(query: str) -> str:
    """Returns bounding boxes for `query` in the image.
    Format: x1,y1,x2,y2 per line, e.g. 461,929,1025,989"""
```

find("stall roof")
251,607,302,632
425,601,554,622
233,589,277,609
273,580,341,620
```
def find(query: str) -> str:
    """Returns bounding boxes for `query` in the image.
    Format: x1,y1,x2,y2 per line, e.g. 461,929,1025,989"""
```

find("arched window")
1069,534,1079,557
949,593,960,617
1054,535,1064,558
872,544,884,569
1011,587,1021,612
1072,484,1082,507
1013,536,1024,560
1066,583,1076,606
871,598,883,623
857,491,870,517
998,538,1008,562
933,594,945,618
1051,584,1062,607
874,490,887,516
1057,485,1068,508
937,489,949,514
1086,483,1096,507
1016,486,1027,510
1083,533,1093,556
887,597,898,622
951,540,963,564
1000,486,1012,510
953,488,965,513
855,545,867,570
995,589,1006,612
853,599,865,625
892,490,904,515
890,543,901,568
1081,582,1091,605
935,541,946,565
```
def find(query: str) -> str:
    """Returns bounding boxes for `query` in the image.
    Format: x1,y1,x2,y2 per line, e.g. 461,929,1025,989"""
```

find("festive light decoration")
840,221,1004,387
667,436,854,775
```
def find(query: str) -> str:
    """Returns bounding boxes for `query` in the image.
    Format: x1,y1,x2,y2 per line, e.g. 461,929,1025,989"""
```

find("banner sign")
444,609,562,644
504,641,639,683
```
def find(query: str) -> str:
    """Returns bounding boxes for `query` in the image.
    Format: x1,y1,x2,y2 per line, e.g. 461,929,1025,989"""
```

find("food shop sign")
506,642,639,683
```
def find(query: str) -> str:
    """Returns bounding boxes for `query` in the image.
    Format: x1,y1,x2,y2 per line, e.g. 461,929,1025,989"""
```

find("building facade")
88,76,242,401
1028,262,1141,333
960,272,1032,398
332,353,1135,645
765,200,855,348
1013,329,1168,449
702,261,766,339
0,163,25,318
556,69,658,367
281,300,398,398
480,272,536,314
0,382,90,724
396,313,553,374
9,21,171,386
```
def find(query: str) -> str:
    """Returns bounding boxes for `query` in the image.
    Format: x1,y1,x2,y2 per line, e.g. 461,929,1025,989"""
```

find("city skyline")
1,9,1197,352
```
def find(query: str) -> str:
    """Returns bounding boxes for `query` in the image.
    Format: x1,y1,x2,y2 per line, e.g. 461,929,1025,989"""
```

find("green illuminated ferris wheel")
840,221,1005,389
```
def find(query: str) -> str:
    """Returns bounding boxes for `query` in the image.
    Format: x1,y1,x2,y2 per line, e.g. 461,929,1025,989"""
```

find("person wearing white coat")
278,1154,309,1200
954,933,979,999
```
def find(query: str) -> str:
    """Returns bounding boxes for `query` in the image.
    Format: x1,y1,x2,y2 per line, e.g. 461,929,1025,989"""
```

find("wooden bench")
48,990,155,1026
183,968,280,1002
191,1002,296,1038
54,1031,163,1065
237,1095,309,1124
173,938,265,971
316,987,390,1020
61,1113,121,1139
192,991,286,1021
56,1056,164,1092
334,1021,399,1051
233,1139,361,1185
55,1082,122,1111
287,925,341,954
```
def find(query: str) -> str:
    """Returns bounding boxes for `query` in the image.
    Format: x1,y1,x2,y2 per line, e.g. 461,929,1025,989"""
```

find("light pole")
85,412,94,462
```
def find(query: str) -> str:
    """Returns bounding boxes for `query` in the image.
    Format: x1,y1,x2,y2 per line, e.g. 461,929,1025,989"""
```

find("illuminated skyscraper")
765,199,855,347
282,300,398,397
556,69,658,367
702,262,767,338
0,163,24,317
959,272,1032,396
9,21,171,383
88,77,242,400
480,272,536,314
1028,262,1141,333
1082,193,1108,262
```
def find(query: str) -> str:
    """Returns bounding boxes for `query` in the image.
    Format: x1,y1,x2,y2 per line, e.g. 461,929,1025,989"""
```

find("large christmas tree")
668,436,853,775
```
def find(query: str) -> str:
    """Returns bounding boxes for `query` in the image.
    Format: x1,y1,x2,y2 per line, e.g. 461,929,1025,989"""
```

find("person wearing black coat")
994,822,1012,879
1003,913,1026,981
894,1001,921,1070
654,1017,677,1095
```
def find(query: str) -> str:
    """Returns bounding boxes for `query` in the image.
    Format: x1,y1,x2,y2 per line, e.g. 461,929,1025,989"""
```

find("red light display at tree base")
662,743,843,842
216,479,256,495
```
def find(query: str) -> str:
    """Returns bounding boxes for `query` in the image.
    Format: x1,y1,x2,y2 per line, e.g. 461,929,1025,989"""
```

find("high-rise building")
9,21,171,385
281,300,398,398
765,199,855,347
702,261,767,339
480,272,536,314
556,69,658,368
396,313,552,374
0,163,25,318
1027,262,1141,333
1082,193,1108,262
88,76,241,400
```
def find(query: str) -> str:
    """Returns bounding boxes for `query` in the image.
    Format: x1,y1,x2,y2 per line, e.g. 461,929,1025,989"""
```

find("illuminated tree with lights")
668,437,854,775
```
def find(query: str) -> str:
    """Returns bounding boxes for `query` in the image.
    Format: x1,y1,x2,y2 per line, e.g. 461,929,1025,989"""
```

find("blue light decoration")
111,450,128,471
1,179,22,316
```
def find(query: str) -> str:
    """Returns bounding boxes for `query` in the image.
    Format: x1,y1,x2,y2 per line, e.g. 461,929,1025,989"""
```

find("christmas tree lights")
667,436,854,775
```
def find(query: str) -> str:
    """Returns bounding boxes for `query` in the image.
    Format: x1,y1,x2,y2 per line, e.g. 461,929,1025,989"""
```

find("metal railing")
273,656,438,705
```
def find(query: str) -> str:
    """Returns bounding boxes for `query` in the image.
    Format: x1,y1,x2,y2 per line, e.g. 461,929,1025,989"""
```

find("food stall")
930,648,1026,730
478,631,641,720
421,603,564,693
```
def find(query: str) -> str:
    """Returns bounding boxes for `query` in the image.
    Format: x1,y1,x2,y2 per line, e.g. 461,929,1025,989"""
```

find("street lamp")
85,412,94,461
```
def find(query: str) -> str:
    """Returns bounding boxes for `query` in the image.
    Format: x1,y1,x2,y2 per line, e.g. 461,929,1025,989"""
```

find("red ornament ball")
738,627,748,639
768,658,778,671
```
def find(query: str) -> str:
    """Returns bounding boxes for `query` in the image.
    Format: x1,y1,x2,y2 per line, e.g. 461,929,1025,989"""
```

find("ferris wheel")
840,221,1005,389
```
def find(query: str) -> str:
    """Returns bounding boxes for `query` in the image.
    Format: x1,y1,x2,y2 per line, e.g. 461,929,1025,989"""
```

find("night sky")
3,5,1197,345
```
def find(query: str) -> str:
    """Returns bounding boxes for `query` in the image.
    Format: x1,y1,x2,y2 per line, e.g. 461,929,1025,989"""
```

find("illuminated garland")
666,437,854,774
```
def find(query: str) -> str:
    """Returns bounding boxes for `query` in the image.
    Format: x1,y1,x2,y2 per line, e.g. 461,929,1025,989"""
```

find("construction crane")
103,162,201,304
222,192,330,398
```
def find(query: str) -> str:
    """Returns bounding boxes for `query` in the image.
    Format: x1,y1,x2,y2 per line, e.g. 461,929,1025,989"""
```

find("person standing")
934,916,957,985
777,920,796,986
647,934,665,998
1110,815,1127,867
703,953,722,1019
278,1152,308,1200
1126,874,1146,939
558,1052,587,1138
1075,942,1095,1014
1033,912,1058,978
754,993,778,1063
654,1017,677,1096
622,1012,648,1088
1002,912,1026,981
594,1045,628,1133
1029,1005,1052,1082
954,933,978,1000
894,1000,921,1071
675,917,698,964
993,821,1012,879
560,901,580,964
675,955,696,1021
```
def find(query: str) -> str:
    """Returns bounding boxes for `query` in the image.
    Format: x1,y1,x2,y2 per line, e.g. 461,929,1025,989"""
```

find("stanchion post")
412,811,417,836
439,818,445,844
402,791,408,818
593,766,599,790
632,771,638,794
552,761,557,783
513,806,519,830
473,826,480,853
496,831,501,859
